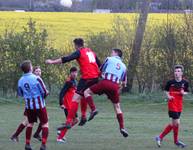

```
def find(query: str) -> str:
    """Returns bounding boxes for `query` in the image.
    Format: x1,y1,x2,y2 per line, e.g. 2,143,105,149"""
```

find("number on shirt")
24,83,30,92
86,52,96,63
116,63,121,70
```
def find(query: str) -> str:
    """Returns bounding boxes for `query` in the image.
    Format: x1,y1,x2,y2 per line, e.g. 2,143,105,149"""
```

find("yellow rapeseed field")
0,12,183,49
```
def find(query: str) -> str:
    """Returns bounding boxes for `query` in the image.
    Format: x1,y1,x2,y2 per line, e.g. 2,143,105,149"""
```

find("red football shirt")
77,47,100,79
62,77,76,110
165,79,189,112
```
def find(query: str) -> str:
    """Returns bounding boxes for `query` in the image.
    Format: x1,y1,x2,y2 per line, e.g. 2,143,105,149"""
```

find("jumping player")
17,60,49,150
84,48,128,138
155,65,189,148
46,38,101,130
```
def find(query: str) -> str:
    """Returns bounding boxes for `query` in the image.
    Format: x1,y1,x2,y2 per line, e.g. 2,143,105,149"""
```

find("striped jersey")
18,72,48,110
100,56,127,84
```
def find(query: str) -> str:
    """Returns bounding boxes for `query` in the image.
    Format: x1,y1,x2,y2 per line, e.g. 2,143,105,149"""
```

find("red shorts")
90,79,120,104
26,107,48,124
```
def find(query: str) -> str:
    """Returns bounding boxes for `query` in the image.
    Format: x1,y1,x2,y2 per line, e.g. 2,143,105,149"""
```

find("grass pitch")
0,95,193,150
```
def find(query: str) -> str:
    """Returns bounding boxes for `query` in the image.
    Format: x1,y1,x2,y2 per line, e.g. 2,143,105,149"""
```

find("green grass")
1,95,193,150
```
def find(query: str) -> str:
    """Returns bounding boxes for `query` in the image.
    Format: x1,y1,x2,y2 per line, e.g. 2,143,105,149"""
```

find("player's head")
111,48,122,58
174,65,184,79
33,66,41,77
73,38,84,49
70,67,78,79
20,60,33,73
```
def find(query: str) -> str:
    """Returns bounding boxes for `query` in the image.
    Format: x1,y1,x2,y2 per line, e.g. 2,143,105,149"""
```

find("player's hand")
167,95,174,100
60,105,65,109
45,59,53,64
180,89,185,95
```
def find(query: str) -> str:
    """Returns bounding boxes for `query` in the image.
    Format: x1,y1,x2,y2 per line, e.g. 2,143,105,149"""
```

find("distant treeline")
0,0,192,12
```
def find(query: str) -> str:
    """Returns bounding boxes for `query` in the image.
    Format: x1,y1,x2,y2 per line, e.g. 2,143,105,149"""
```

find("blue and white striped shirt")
100,56,127,84
18,73,48,110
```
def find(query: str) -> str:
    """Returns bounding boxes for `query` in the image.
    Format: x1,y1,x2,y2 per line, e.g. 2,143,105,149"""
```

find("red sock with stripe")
173,124,179,143
34,123,42,136
42,127,49,145
159,124,173,140
26,126,33,145
58,128,68,140
117,113,124,129
85,96,96,111
13,123,26,137
81,98,87,118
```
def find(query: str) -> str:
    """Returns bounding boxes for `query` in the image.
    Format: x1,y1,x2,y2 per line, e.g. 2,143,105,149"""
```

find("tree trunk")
123,0,150,93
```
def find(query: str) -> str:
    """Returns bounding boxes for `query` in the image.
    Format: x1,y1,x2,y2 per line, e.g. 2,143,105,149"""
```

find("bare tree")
124,0,150,92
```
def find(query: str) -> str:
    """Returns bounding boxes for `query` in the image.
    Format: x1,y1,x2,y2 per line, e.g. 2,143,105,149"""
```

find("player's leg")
113,103,128,138
84,80,109,121
25,123,34,150
84,88,96,112
78,97,87,126
57,128,68,143
82,78,99,120
33,123,42,141
25,109,37,150
39,108,49,150
57,93,82,130
10,115,29,142
155,111,174,147
40,122,49,150
57,115,78,142
172,114,186,148
155,122,173,147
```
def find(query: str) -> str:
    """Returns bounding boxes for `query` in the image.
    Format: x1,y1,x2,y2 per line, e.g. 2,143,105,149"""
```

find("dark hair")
33,66,41,72
112,48,122,58
70,67,78,73
73,38,84,47
20,60,32,73
174,65,184,72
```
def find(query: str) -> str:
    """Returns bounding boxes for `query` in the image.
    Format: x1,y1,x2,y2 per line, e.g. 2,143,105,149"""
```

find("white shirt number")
86,52,96,63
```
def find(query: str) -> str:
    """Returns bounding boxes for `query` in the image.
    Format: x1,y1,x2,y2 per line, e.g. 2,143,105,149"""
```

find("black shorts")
76,78,98,96
168,111,181,119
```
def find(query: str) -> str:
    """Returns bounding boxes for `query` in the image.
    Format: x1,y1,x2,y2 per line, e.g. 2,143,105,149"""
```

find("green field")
1,95,193,150
0,12,182,49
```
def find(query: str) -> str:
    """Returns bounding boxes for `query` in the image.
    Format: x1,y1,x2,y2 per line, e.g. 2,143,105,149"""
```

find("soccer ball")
60,0,72,8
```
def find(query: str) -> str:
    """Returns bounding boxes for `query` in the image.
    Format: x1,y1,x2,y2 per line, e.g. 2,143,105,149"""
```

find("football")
60,0,72,8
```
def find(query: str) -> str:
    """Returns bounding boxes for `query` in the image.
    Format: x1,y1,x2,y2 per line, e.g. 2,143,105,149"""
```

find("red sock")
13,123,26,137
42,127,49,145
81,98,87,118
34,123,42,136
117,113,124,129
26,126,33,145
66,101,79,124
58,128,68,139
159,124,173,139
85,96,96,111
173,124,179,143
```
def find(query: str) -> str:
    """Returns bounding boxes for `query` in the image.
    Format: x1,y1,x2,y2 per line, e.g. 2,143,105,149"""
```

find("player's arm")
17,86,23,97
59,81,73,108
17,80,23,97
37,77,49,98
164,81,174,100
100,58,109,72
45,50,80,64
181,81,189,95
96,56,101,68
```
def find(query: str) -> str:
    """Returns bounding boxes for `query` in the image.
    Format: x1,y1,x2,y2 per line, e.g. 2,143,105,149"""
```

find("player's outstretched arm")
45,58,62,64
46,50,80,65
